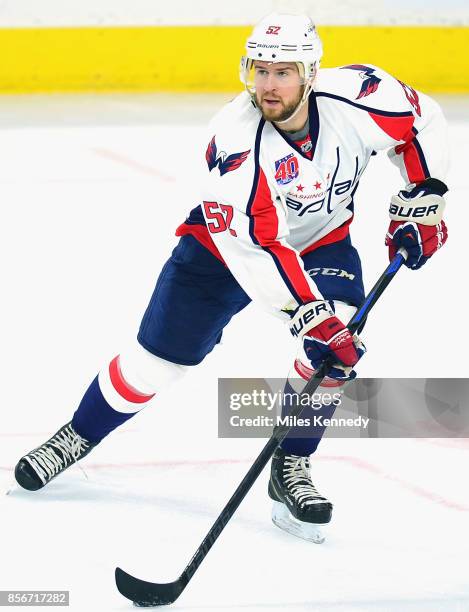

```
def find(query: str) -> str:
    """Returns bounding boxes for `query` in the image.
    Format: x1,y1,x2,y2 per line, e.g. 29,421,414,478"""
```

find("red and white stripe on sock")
97,344,188,414
99,355,155,413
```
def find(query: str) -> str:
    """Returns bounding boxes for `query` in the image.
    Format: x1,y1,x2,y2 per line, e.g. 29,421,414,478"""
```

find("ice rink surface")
0,92,468,611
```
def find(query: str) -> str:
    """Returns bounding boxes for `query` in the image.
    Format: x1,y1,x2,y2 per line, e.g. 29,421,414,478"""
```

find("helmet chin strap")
273,91,309,126
267,77,315,127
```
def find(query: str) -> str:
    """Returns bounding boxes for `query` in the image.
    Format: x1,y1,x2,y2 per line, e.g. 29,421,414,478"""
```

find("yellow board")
0,25,468,94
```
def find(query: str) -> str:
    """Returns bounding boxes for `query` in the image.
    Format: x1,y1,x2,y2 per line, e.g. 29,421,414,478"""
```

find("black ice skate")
15,422,96,491
268,447,332,543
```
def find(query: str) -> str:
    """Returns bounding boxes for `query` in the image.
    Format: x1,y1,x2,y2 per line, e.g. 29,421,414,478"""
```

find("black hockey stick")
115,249,407,607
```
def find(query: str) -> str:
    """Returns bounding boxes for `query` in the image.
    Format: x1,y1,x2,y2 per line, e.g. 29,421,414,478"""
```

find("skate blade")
271,501,325,544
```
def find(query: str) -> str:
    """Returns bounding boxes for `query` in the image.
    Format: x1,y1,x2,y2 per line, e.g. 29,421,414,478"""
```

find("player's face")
253,61,304,122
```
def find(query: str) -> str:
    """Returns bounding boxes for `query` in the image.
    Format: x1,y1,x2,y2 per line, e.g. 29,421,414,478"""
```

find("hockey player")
15,14,448,542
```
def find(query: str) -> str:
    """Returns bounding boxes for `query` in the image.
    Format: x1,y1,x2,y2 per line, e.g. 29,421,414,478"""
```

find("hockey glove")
385,178,448,270
289,301,365,381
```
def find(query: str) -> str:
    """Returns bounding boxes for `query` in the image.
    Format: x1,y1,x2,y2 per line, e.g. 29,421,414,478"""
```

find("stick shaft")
178,251,406,591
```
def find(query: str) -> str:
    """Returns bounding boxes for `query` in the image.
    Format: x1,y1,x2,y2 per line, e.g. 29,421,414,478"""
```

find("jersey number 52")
203,201,237,237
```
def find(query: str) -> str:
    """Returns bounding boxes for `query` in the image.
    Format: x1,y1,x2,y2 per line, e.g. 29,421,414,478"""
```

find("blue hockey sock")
280,379,338,457
72,376,138,443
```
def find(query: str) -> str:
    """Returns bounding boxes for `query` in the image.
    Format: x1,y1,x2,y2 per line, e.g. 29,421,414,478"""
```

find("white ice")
0,92,468,612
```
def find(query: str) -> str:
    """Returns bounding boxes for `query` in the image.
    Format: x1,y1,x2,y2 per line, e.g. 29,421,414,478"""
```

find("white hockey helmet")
240,13,323,116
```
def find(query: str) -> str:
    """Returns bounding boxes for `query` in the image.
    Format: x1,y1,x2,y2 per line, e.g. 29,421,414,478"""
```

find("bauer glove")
289,300,365,381
385,178,448,270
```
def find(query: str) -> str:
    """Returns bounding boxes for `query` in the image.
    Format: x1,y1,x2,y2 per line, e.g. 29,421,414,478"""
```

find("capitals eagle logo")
206,136,251,176
341,65,382,100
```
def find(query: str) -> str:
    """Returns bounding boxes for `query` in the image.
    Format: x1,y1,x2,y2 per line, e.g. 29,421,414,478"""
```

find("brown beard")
257,86,304,122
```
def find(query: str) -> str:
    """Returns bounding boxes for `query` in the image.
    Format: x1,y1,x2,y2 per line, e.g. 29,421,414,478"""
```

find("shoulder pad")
315,65,413,114
203,92,260,181
208,92,261,146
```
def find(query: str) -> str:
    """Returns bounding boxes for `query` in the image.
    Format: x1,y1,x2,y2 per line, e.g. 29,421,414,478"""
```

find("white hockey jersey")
177,64,449,320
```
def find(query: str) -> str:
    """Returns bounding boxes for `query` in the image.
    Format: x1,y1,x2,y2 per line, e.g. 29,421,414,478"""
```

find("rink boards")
0,25,468,94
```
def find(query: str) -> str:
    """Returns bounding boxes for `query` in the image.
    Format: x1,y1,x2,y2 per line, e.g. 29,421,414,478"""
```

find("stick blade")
115,567,183,607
